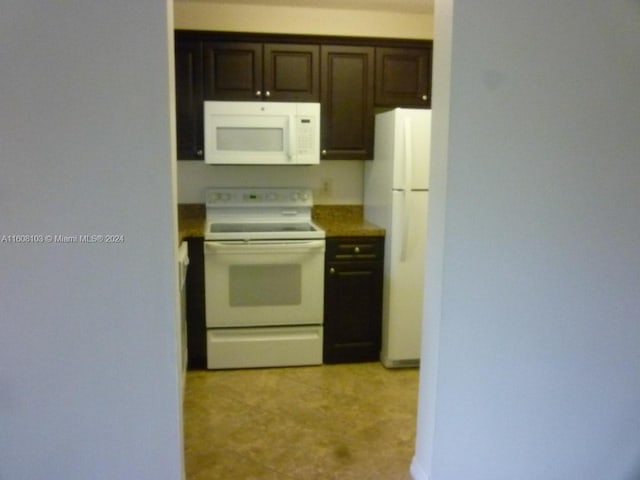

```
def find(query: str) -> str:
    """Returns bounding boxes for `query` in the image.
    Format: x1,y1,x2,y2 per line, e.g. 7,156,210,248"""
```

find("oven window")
217,127,283,152
229,264,301,306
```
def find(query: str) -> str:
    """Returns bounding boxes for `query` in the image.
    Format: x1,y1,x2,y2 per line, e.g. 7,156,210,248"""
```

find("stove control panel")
206,187,313,208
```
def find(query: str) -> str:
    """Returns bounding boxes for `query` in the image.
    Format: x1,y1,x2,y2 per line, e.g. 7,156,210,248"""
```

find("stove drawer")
206,326,323,369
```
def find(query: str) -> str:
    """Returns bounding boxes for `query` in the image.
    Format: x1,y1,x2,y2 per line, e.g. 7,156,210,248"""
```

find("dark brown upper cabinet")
174,31,432,161
203,42,262,101
375,46,432,108
175,39,204,160
203,42,319,102
320,45,375,160
264,44,320,101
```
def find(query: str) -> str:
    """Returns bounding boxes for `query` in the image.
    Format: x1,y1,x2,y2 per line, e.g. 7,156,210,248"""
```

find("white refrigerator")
364,108,431,367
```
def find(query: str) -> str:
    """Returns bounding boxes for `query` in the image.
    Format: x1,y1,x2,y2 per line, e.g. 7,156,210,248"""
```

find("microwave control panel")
296,117,315,156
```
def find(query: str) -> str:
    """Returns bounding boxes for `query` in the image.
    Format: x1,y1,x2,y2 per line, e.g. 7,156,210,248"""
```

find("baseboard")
380,355,420,368
410,456,429,480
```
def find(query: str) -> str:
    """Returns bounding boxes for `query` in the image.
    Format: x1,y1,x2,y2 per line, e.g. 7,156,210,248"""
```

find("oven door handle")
205,239,325,253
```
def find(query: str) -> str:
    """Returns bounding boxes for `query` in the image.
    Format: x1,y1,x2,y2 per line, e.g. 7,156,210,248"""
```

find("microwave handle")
287,115,295,162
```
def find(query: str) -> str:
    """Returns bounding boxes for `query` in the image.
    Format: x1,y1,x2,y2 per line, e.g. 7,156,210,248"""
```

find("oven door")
204,239,325,328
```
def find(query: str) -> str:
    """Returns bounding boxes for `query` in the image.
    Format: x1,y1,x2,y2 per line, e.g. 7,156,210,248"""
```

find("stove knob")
221,193,231,202
300,192,310,201
266,192,277,201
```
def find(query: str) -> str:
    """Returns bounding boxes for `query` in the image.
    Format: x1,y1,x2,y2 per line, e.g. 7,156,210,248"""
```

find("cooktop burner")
204,187,325,241
210,222,320,234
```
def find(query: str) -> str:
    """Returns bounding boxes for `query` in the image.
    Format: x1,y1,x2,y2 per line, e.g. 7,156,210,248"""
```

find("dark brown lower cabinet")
185,237,207,369
323,237,384,363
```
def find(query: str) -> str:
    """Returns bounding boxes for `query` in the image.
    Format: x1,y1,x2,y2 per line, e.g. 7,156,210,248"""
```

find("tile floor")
183,362,419,479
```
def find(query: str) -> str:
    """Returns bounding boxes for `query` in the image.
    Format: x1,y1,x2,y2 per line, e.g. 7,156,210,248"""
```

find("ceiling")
183,0,434,14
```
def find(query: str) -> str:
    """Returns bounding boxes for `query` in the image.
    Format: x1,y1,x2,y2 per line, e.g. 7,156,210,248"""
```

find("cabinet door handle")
329,267,336,274
255,90,262,97
322,149,327,156
354,246,360,253
265,90,271,97
196,150,203,156
421,94,428,101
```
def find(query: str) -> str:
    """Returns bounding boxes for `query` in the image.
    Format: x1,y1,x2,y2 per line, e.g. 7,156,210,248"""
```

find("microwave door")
203,101,320,165
205,114,289,165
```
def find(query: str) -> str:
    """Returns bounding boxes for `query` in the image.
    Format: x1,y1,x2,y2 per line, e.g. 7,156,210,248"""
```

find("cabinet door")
263,44,319,102
321,45,374,160
185,237,207,369
375,46,432,108
175,39,204,160
203,42,263,100
324,260,383,363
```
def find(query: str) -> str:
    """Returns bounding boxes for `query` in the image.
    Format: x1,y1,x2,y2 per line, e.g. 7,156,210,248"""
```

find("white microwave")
204,101,320,165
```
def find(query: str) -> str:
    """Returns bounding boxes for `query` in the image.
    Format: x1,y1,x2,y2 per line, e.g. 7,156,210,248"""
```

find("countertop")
178,204,206,243
312,205,385,237
177,203,384,242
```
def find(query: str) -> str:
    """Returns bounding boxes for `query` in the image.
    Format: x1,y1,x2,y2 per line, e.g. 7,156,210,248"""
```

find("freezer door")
396,108,431,191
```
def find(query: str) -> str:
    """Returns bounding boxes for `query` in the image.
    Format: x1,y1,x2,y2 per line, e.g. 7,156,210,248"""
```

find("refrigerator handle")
404,117,413,191
400,118,413,262
400,190,410,262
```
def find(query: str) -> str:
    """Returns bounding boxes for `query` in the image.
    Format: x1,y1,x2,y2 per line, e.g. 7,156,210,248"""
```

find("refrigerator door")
366,108,431,193
364,108,431,192
380,190,429,366
396,108,431,191
364,109,398,211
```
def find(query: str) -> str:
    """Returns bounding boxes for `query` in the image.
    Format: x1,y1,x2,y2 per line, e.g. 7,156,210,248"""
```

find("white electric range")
203,187,325,369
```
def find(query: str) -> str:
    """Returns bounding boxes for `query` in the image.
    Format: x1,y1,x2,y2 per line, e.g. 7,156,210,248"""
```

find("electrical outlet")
322,177,333,194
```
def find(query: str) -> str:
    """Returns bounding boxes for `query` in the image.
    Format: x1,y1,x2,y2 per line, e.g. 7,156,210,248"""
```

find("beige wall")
174,1,433,39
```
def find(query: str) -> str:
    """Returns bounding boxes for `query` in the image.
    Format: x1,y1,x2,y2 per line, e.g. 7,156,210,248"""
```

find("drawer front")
326,237,384,262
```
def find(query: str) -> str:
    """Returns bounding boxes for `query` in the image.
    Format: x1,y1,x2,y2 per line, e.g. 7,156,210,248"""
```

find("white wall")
0,1,183,479
173,1,434,204
413,1,640,479
178,161,363,204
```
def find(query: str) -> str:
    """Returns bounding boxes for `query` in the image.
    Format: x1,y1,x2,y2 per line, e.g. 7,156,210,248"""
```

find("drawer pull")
334,254,376,260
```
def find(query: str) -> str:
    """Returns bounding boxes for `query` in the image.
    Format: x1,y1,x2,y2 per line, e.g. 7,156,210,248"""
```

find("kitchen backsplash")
177,160,364,205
